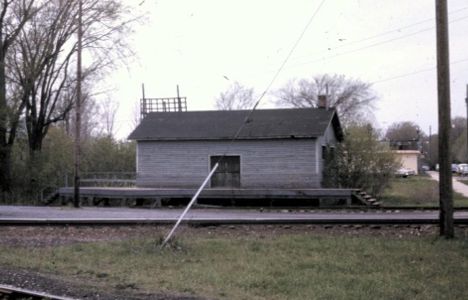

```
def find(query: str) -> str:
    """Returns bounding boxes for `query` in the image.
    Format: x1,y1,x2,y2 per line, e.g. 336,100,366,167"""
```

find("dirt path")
427,171,468,197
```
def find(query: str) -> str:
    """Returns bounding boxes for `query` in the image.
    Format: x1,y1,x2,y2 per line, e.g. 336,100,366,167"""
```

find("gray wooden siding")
316,123,339,184
322,123,338,145
136,139,320,188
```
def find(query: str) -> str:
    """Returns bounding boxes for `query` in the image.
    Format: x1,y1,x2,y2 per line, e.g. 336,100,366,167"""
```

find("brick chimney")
318,95,327,109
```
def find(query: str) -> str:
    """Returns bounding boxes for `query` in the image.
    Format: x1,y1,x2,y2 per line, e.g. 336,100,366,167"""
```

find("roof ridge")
129,107,340,141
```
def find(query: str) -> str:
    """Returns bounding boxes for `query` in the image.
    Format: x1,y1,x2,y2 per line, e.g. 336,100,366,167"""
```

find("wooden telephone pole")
435,0,454,238
465,84,468,162
73,0,83,208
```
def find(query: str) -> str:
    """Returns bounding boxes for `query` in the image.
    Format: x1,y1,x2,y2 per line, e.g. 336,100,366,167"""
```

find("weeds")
0,234,467,300
381,176,468,206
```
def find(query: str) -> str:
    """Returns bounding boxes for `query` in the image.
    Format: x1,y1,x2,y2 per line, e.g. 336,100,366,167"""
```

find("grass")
380,175,468,207
1,233,468,299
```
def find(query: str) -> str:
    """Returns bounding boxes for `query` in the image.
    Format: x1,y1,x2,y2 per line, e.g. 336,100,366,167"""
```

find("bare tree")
275,74,376,125
98,97,119,137
215,81,256,110
76,85,99,140
0,0,39,193
131,100,140,129
63,81,105,140
9,0,134,156
9,0,77,155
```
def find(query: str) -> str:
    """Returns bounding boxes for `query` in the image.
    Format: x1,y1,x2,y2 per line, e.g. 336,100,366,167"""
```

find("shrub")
324,124,399,196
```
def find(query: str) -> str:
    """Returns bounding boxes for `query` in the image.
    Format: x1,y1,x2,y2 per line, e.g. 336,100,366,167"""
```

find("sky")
105,0,468,140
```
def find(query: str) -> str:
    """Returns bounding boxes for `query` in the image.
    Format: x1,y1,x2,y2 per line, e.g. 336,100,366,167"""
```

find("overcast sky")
106,0,468,139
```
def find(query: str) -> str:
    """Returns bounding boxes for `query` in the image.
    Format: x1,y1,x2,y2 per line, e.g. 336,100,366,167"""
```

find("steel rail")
0,216,467,226
0,284,77,300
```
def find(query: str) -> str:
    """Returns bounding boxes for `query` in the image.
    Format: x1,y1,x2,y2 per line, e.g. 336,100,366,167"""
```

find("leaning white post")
161,163,219,247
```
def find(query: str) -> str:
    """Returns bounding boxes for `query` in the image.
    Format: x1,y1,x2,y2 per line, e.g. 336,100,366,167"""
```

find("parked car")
458,164,468,176
421,165,430,172
395,167,416,178
435,164,465,174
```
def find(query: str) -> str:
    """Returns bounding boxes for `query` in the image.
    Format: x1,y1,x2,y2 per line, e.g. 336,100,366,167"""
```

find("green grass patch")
380,176,468,206
1,234,467,299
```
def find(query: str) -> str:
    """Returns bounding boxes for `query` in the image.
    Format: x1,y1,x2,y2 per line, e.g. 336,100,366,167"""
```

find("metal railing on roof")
140,84,187,119
140,97,187,118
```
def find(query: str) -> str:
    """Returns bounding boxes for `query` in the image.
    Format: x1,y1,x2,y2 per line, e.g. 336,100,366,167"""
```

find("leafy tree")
324,123,399,196
421,133,438,168
275,74,376,125
82,135,135,173
450,117,467,163
385,121,422,142
423,117,468,165
4,126,136,203
420,117,468,167
8,125,74,202
215,81,255,110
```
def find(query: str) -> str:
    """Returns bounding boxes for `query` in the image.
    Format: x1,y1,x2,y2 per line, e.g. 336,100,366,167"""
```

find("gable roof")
128,108,343,141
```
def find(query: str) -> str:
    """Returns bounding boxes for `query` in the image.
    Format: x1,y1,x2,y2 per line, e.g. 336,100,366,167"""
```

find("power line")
254,0,327,109
285,14,468,70
332,6,468,48
289,6,468,63
162,0,327,246
371,57,468,85
227,0,327,144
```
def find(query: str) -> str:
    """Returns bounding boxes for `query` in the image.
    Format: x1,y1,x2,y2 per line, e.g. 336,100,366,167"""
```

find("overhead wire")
371,57,468,85
227,0,327,146
122,4,468,142
284,14,468,70
162,0,328,246
289,5,468,62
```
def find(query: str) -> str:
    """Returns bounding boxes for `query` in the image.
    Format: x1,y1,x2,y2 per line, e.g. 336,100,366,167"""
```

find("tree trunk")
0,48,12,194
26,127,47,199
0,144,12,195
27,129,44,155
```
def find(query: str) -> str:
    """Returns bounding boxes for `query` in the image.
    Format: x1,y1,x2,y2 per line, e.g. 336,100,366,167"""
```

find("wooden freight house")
128,108,343,189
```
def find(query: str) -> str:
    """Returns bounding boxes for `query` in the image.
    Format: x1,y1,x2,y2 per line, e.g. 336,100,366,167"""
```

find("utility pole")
177,85,182,112
435,0,454,238
465,84,468,162
429,126,432,166
73,0,83,208
141,83,146,120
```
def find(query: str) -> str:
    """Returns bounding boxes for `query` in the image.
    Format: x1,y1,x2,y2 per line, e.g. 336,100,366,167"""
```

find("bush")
324,124,399,196
4,126,136,203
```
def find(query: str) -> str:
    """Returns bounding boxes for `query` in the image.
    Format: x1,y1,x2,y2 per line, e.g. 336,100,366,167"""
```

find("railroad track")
1,206,467,226
0,284,75,300
1,216,468,226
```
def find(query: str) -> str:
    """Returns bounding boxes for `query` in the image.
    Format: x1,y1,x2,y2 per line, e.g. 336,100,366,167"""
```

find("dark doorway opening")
210,155,241,188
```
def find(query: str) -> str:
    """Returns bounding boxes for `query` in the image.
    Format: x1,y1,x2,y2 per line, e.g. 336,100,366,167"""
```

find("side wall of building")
136,139,320,188
321,123,338,146
394,150,420,174
316,123,339,185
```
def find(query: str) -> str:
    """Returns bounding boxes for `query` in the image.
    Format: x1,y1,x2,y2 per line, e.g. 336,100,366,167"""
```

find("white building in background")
394,150,420,175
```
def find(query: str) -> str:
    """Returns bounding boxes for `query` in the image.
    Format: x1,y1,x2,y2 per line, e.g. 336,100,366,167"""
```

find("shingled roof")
128,108,343,141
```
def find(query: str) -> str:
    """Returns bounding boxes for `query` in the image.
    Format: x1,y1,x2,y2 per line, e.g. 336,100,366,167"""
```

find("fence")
64,172,136,187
